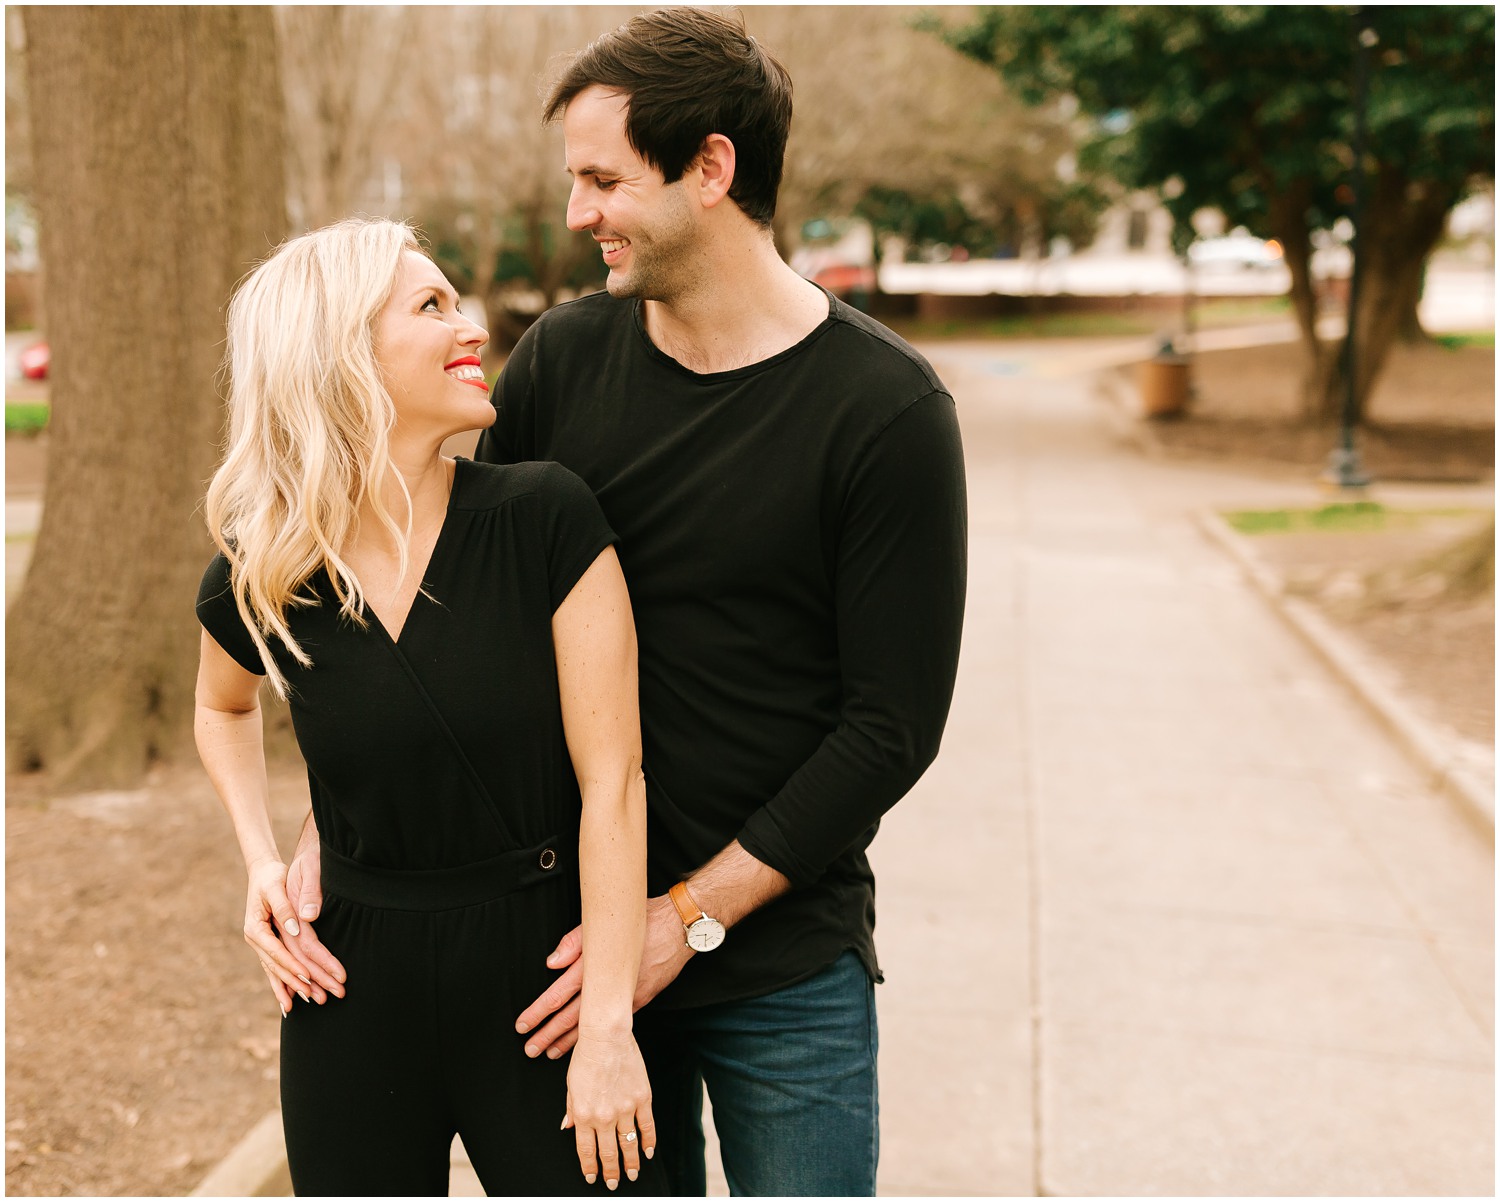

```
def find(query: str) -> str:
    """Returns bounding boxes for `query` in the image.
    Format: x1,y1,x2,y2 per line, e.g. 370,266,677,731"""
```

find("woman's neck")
353,449,453,556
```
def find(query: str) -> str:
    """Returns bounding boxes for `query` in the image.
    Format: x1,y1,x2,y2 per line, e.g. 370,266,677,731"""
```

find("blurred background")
5,5,1493,1196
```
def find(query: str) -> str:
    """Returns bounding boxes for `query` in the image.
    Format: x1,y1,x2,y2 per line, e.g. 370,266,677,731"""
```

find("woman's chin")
441,402,498,440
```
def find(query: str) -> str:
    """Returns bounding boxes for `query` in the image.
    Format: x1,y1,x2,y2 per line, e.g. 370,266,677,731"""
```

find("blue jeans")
637,951,879,1196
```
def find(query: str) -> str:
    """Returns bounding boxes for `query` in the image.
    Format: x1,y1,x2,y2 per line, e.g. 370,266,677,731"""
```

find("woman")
194,218,656,1195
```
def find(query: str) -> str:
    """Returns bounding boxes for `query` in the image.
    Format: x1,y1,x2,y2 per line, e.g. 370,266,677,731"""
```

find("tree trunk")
483,290,531,354
1309,171,1455,425
1393,263,1429,343
8,8,287,786
1267,185,1339,424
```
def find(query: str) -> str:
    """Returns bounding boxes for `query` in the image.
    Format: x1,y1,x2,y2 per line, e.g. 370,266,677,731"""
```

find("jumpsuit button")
538,848,557,871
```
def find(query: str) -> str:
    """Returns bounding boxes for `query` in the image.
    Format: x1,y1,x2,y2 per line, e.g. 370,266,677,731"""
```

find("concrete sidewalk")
193,341,1492,1196
866,348,1492,1194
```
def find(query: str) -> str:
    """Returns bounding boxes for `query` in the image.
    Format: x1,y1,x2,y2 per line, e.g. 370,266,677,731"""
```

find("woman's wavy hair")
204,217,423,697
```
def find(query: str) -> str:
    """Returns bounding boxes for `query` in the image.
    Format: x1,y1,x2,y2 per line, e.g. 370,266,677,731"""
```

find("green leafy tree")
937,5,1495,423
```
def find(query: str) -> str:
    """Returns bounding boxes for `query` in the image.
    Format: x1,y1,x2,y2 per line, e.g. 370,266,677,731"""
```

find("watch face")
686,916,725,952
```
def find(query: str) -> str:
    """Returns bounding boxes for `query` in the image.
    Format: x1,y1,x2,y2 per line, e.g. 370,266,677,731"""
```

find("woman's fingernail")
628,1169,638,1182
285,918,301,937
301,905,317,918
645,1147,654,1160
297,973,311,985
297,991,310,1003
280,1005,288,1018
585,1175,596,1185
607,1179,618,1191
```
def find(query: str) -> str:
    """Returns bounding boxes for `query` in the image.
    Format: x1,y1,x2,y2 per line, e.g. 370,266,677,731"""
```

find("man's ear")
693,133,736,209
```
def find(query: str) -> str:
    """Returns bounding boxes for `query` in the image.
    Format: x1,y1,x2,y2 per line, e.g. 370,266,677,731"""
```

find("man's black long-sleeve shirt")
475,289,967,1009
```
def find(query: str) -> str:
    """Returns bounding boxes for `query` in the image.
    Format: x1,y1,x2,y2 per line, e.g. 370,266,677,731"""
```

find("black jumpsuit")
197,459,657,1196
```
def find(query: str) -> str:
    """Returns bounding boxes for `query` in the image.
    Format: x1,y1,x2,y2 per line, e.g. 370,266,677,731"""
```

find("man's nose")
566,184,598,233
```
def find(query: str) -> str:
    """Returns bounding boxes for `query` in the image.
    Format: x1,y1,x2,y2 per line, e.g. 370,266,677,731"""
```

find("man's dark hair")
544,7,793,227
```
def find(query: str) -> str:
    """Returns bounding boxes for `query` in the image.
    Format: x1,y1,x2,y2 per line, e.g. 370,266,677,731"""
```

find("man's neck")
641,236,830,375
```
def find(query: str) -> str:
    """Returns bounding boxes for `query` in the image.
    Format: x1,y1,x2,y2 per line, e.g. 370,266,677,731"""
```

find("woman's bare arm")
194,631,342,1010
552,547,654,1187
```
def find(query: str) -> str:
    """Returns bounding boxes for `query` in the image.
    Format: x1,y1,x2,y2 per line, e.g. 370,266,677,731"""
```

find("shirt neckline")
631,286,844,384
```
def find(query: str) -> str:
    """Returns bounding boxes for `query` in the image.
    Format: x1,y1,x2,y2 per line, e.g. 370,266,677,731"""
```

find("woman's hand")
244,858,325,1014
563,1029,655,1189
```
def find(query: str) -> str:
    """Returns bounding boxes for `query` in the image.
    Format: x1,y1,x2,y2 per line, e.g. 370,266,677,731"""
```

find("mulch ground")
5,763,312,1196
1147,338,1494,482
1241,513,1494,747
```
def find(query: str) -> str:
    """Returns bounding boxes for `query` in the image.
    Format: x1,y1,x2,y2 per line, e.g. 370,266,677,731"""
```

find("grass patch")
5,401,49,434
888,312,1165,340
1224,502,1481,535
1433,331,1495,351
884,296,1291,342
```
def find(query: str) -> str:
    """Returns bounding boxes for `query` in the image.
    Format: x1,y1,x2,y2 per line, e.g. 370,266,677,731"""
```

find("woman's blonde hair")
205,217,426,697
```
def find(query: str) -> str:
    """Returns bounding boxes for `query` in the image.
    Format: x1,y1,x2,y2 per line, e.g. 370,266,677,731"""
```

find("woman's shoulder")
454,458,596,513
197,549,234,605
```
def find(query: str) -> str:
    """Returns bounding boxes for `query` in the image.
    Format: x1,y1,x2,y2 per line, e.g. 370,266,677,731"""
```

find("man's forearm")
680,839,791,928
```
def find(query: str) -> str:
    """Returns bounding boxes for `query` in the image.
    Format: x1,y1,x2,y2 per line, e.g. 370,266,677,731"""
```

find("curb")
1196,509,1495,836
191,1109,289,1198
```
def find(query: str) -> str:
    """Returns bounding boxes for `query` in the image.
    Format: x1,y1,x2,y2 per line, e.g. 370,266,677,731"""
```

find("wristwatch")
669,881,725,952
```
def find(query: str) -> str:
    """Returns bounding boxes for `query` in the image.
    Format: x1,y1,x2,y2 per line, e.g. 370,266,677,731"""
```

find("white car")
1188,230,1284,270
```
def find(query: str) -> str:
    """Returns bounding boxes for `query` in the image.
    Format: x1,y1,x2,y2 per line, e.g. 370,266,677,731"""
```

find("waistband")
322,838,567,911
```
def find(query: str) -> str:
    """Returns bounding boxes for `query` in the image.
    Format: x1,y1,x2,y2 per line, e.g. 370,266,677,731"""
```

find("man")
289,8,966,1194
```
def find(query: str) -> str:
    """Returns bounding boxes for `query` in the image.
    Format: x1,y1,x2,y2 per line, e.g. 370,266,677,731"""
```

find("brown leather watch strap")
669,880,704,926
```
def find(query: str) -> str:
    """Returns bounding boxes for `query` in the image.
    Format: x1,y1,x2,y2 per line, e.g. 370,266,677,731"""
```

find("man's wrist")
294,813,319,855
669,880,726,952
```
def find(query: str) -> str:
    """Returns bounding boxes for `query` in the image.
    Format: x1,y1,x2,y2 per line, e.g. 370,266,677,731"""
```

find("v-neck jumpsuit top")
195,458,636,1197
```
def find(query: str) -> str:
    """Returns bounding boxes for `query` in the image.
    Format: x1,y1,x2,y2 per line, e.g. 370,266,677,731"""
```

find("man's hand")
516,894,690,1059
275,817,347,1002
285,824,323,922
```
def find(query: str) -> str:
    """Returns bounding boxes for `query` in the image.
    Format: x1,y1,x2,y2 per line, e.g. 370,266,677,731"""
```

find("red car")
810,264,877,296
18,342,49,380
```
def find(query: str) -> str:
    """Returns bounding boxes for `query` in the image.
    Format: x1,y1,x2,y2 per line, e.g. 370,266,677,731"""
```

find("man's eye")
597,179,618,191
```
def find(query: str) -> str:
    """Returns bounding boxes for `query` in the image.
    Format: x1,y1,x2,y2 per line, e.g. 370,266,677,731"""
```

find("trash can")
1137,342,1190,419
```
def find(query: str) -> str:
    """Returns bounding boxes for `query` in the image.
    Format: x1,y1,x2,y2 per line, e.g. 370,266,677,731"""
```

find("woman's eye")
422,295,441,312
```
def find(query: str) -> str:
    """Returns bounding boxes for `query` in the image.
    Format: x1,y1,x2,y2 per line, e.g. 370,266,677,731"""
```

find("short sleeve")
533,462,618,611
196,553,267,676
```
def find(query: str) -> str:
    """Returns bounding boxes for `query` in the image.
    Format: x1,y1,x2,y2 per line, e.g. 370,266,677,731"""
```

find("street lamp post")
1324,18,1377,489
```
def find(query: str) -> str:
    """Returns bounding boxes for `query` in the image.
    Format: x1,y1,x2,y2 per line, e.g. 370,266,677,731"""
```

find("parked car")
809,263,877,296
18,341,49,380
1188,230,1283,270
